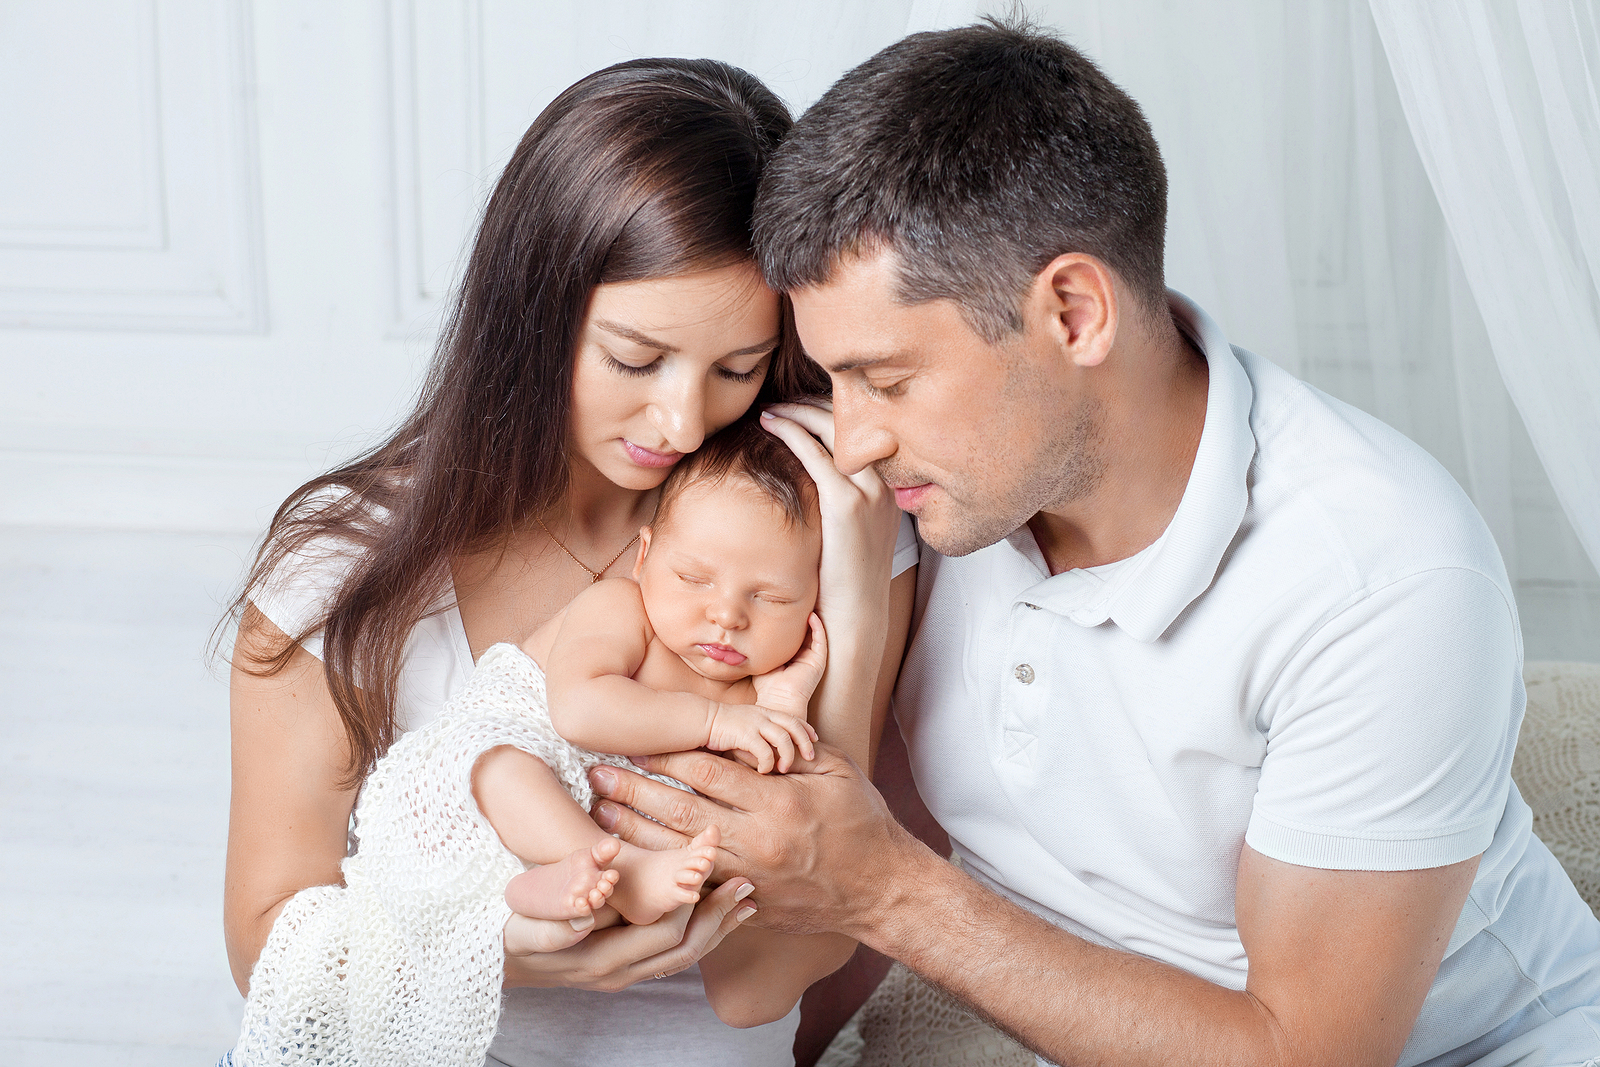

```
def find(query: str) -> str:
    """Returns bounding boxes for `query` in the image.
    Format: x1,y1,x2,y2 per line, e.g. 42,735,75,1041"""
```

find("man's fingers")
591,796,690,850
589,763,732,833
622,749,770,812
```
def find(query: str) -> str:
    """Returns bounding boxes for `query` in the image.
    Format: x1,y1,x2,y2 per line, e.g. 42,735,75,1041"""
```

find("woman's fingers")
764,401,836,453
503,912,594,957
625,878,757,983
759,411,853,492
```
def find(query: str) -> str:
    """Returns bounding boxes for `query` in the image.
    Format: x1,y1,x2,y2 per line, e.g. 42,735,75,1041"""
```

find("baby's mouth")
697,643,747,666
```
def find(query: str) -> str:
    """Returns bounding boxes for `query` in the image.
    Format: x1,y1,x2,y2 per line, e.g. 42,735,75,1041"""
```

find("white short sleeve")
1246,567,1521,871
892,513,920,579
248,535,362,661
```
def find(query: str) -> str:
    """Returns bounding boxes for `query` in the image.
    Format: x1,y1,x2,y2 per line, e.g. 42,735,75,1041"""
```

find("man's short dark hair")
752,16,1168,342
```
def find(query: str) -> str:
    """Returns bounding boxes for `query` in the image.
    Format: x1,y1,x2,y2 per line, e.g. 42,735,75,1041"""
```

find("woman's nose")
647,374,707,454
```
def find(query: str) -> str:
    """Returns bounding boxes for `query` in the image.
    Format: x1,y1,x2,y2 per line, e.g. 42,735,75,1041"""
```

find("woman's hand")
761,403,900,627
760,403,902,768
502,876,757,991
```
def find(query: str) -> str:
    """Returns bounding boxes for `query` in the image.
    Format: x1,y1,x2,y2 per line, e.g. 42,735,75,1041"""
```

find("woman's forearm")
809,570,915,771
699,927,858,1027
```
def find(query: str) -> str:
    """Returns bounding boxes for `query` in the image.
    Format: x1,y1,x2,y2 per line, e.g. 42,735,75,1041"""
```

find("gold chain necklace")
537,516,640,583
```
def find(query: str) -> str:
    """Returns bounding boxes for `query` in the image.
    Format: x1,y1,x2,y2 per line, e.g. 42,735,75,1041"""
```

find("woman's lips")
698,643,747,666
892,484,934,511
622,440,683,469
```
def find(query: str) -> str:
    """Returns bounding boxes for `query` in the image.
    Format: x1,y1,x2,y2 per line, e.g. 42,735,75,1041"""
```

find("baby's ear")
632,526,653,579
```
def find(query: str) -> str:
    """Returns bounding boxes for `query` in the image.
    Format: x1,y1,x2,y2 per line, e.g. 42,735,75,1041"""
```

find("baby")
474,417,826,931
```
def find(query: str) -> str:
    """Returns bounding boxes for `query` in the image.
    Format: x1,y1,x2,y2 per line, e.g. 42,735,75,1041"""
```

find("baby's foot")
609,827,721,927
504,837,621,925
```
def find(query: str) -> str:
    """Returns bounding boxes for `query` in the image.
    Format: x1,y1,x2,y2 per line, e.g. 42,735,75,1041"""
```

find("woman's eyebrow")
594,319,780,359
595,319,677,352
725,336,782,358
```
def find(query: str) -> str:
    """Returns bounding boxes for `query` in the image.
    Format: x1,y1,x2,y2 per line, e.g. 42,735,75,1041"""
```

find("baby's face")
635,477,821,682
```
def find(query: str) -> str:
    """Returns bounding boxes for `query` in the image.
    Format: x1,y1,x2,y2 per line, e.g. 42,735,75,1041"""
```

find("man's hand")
591,749,1482,1067
589,744,918,937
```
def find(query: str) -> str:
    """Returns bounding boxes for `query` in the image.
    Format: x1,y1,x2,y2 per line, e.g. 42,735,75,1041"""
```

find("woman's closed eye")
715,353,772,384
604,352,659,378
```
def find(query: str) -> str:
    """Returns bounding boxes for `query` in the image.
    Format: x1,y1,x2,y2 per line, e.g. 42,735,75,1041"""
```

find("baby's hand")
706,703,818,774
750,613,828,719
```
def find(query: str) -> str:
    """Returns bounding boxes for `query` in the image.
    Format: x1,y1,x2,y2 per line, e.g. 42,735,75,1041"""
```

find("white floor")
0,527,254,1065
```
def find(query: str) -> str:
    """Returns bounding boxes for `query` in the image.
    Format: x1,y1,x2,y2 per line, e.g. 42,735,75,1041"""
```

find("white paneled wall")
0,0,927,537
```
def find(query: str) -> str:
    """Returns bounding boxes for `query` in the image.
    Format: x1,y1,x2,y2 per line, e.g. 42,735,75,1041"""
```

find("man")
589,19,1600,1066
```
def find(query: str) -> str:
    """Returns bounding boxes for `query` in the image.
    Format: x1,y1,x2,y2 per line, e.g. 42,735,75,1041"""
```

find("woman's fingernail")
569,914,595,931
734,883,755,901
760,409,776,420
736,906,757,922
591,767,617,793
592,801,618,829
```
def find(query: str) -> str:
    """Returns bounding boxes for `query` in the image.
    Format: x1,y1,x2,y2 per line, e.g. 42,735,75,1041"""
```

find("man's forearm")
856,835,1283,1067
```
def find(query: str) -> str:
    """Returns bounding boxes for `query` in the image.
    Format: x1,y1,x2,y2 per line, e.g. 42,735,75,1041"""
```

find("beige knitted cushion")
818,961,1033,1067
1513,661,1600,916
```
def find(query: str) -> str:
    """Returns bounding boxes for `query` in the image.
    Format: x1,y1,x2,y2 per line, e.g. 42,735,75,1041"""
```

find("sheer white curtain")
1369,0,1600,645
943,0,1600,661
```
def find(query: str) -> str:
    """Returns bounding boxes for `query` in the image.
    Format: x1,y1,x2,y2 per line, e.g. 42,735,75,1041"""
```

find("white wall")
2,0,1595,658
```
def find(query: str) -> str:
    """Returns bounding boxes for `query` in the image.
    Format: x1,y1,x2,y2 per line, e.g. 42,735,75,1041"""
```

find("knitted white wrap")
234,642,663,1067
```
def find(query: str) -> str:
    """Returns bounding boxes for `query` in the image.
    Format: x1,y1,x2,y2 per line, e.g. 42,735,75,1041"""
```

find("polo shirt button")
1014,663,1035,684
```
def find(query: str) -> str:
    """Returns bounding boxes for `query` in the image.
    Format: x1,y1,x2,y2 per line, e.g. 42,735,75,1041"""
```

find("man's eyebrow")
821,353,905,374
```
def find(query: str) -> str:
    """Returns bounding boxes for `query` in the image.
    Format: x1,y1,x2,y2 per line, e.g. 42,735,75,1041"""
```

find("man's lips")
697,643,747,666
623,440,683,468
892,483,935,510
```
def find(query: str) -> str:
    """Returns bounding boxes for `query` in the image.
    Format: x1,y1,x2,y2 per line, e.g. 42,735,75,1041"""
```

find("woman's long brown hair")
227,59,826,784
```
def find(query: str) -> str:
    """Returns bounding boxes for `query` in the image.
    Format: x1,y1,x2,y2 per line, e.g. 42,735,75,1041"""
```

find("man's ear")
632,526,653,580
1030,253,1119,369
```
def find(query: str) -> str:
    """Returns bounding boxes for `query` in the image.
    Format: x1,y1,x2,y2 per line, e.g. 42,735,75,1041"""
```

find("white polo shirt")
894,294,1600,1067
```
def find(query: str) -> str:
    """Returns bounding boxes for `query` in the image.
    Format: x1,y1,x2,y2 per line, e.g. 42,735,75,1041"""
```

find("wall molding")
0,448,313,534
385,0,486,336
0,0,266,333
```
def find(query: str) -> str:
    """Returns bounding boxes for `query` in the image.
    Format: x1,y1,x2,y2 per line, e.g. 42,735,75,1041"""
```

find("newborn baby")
235,419,827,1065
475,418,826,931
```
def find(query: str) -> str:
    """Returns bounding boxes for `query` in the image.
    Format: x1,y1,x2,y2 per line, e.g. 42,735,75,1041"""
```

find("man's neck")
1028,320,1209,575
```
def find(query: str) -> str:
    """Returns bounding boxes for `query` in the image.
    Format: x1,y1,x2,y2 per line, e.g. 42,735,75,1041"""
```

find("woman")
225,57,915,1066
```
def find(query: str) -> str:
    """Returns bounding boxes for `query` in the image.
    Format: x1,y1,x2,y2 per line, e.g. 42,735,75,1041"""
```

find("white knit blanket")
234,642,662,1067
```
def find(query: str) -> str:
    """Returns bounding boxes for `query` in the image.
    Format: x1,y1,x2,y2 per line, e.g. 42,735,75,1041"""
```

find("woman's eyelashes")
601,349,769,383
603,351,657,378
714,352,772,384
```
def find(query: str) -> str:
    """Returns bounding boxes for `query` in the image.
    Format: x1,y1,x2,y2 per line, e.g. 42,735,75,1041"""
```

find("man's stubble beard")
880,394,1104,559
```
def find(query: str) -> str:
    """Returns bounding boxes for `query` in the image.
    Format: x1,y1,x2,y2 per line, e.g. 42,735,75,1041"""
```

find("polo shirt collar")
1015,291,1257,642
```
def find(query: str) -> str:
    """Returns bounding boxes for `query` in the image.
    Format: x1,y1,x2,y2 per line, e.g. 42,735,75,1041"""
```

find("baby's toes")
586,870,619,910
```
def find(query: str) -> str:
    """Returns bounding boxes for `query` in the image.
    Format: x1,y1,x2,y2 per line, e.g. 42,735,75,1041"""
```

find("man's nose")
647,374,707,454
829,387,896,476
